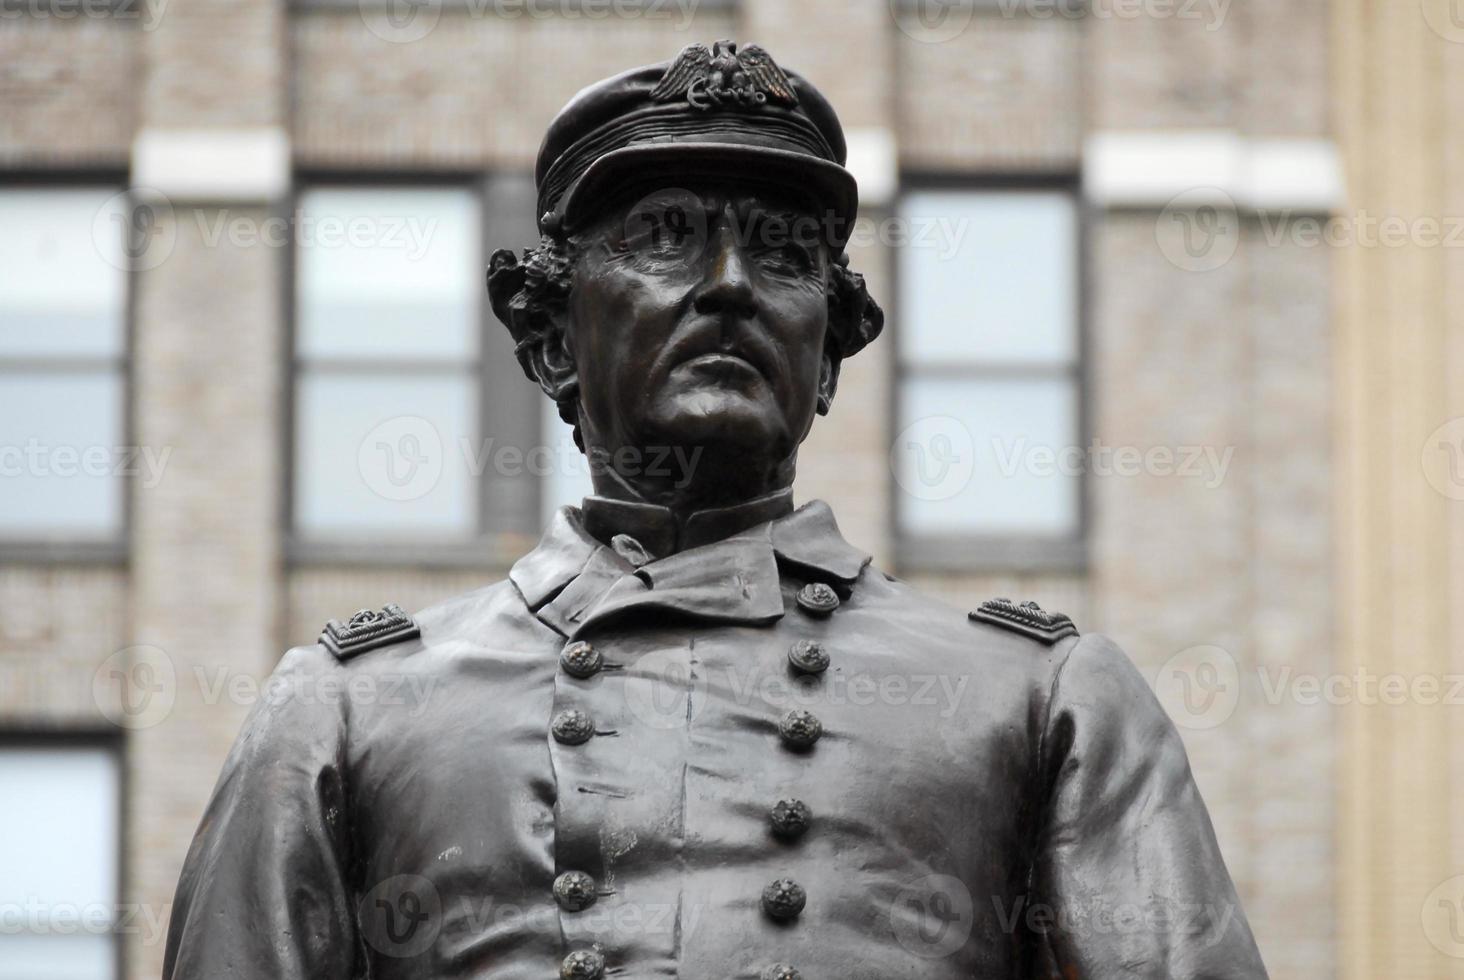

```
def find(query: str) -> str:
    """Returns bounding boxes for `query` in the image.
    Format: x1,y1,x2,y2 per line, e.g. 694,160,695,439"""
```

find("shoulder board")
968,597,1078,645
320,603,421,661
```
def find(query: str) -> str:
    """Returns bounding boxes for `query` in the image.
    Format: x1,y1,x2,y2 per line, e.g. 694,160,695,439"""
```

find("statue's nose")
693,225,758,320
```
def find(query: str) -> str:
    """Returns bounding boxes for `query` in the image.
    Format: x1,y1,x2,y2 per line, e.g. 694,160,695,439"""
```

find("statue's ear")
816,348,842,416
818,255,884,415
488,246,579,404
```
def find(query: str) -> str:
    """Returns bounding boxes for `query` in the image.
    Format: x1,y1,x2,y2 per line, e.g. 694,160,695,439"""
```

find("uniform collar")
509,498,870,638
580,488,795,560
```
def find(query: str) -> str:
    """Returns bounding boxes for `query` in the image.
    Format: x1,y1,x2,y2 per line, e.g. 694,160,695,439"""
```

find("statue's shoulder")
316,578,526,663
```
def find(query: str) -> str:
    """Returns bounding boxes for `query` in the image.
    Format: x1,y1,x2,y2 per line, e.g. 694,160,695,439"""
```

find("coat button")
787,639,829,675
559,641,603,679
769,799,812,840
762,966,802,980
553,870,597,911
761,878,806,921
552,709,595,745
560,948,605,980
779,709,822,750
795,582,840,616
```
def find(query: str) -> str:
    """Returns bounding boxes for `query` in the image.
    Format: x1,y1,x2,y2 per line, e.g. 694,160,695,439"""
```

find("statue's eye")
621,206,699,254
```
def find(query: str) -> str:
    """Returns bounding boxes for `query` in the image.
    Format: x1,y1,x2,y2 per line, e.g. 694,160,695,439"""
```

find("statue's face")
565,184,831,475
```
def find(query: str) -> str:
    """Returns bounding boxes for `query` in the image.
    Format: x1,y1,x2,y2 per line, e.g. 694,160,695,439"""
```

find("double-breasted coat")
163,496,1267,980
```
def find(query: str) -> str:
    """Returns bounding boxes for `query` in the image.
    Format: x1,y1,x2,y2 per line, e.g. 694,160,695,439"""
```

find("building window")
0,187,129,549
290,179,591,561
894,187,1081,569
0,742,121,980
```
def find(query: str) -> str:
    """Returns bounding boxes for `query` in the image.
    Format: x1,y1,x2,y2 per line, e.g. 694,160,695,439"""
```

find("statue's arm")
163,645,358,980
1030,633,1268,979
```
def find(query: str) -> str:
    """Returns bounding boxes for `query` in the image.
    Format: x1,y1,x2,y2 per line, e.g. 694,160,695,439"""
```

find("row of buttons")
753,582,839,980
549,580,841,980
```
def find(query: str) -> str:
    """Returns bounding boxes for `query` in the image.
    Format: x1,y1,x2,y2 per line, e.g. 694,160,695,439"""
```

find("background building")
1,0,1462,977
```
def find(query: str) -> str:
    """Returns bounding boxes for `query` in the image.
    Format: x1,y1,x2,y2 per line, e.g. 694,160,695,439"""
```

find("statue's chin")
640,387,789,456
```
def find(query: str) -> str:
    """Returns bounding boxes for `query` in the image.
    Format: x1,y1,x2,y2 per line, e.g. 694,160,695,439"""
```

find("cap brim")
556,142,859,251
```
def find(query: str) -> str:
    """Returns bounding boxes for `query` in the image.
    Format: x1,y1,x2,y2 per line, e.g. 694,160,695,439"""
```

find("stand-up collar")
580,488,795,561
509,498,870,638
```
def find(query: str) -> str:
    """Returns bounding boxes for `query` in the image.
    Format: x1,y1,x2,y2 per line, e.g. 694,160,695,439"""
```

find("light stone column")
126,0,289,974
1334,3,1464,978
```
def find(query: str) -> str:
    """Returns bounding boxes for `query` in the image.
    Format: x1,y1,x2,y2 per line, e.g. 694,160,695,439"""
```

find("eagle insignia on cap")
651,40,798,111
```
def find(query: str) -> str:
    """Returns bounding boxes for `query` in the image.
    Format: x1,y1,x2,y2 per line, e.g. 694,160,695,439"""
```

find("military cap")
534,39,858,248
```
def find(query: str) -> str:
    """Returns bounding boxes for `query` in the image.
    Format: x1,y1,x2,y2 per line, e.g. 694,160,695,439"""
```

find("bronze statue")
164,41,1267,980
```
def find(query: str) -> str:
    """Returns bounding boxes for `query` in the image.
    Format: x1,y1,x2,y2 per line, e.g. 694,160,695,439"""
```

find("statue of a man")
164,41,1267,980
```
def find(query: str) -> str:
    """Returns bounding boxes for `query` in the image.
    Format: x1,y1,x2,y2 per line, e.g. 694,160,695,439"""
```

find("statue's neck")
584,442,796,521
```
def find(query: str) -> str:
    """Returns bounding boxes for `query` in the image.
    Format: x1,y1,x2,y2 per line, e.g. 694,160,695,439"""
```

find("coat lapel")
509,500,872,638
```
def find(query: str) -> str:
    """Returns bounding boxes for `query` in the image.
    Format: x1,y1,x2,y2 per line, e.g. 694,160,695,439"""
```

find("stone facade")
5,1,1441,978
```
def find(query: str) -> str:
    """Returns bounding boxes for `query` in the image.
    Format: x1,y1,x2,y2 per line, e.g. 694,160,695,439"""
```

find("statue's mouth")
678,352,766,384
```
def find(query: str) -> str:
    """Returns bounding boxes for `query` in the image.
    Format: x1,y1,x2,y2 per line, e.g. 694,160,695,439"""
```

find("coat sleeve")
1030,633,1268,978
163,645,359,980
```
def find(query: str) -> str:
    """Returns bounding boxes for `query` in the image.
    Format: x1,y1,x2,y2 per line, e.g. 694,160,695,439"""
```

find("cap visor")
559,143,859,250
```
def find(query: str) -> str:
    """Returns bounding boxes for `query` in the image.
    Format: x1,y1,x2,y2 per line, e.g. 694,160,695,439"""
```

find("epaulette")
968,597,1078,644
320,604,421,660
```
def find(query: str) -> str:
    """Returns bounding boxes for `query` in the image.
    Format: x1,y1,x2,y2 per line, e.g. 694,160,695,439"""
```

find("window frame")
0,171,133,565
0,730,125,980
284,170,545,568
890,173,1090,574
